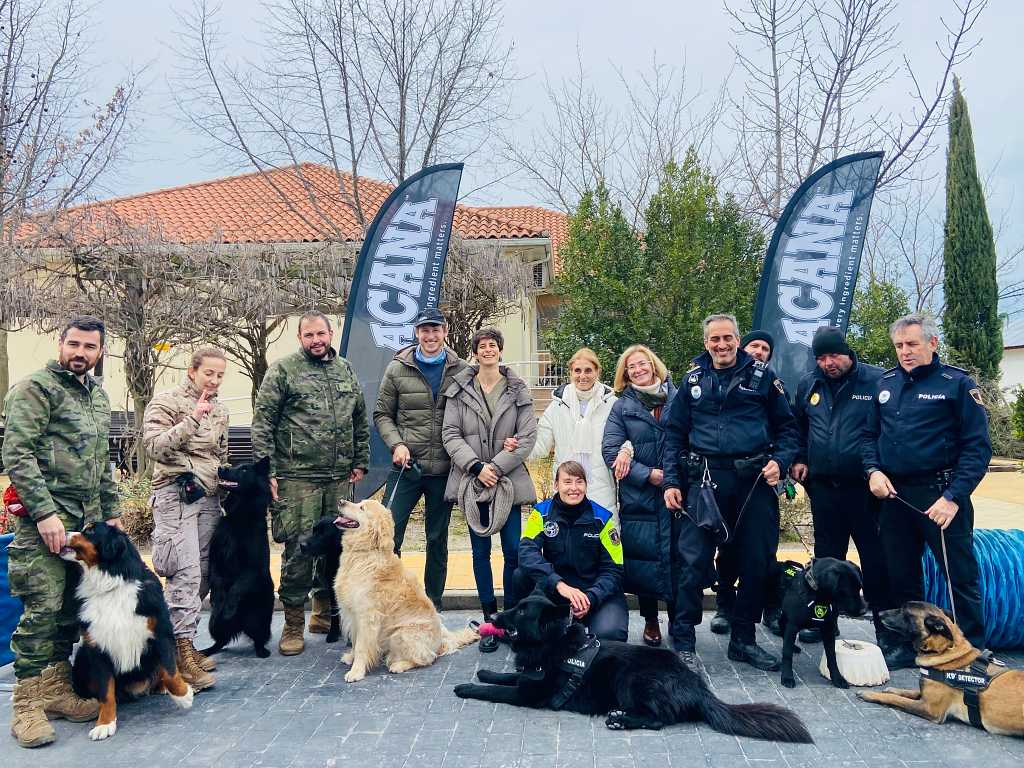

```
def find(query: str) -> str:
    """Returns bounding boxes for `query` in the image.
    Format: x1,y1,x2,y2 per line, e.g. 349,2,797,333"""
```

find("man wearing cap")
374,308,469,610
741,330,774,364
708,329,779,636
790,327,896,655
863,313,989,663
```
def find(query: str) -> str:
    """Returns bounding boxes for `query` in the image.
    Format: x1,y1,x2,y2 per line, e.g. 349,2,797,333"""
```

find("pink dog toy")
477,622,506,638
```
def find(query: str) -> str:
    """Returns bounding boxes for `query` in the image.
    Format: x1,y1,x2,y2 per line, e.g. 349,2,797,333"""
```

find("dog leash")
384,462,408,510
891,493,959,626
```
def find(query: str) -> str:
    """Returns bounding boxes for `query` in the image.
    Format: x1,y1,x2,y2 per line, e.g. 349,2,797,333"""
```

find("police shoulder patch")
543,520,559,538
774,379,785,395
969,388,983,406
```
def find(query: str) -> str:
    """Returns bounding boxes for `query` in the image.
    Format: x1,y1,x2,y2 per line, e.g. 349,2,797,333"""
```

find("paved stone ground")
2,612,1022,768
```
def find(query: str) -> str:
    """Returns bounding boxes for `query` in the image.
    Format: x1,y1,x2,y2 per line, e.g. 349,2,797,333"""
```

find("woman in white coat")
517,348,618,513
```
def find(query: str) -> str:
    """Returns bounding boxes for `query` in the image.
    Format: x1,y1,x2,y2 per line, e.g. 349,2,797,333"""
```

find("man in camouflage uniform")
3,317,120,748
251,311,370,655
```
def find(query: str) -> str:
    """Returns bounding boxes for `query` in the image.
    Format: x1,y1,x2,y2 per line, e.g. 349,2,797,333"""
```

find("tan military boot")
10,676,56,748
40,661,99,722
175,637,215,691
189,639,216,672
278,606,306,656
308,594,332,634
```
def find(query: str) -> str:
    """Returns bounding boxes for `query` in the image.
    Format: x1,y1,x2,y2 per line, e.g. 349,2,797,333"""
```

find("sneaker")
727,638,781,672
709,612,730,635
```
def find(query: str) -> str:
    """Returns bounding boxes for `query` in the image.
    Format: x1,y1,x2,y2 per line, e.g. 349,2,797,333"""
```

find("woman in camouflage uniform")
142,346,230,691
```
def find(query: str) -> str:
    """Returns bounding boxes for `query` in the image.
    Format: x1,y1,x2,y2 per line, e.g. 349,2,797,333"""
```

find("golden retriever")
332,499,478,682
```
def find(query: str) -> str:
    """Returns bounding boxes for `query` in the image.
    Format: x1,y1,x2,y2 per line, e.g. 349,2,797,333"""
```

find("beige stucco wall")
5,300,544,425
1001,347,1024,393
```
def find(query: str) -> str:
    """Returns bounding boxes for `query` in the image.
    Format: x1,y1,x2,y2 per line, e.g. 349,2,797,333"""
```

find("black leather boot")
728,636,781,671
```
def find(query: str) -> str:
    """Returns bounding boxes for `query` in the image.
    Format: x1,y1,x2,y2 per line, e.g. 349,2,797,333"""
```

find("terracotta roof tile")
21,163,570,274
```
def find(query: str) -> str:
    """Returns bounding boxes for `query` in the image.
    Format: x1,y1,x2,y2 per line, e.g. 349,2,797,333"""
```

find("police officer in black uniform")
863,314,990,666
710,329,777,637
791,327,894,652
663,314,798,671
515,461,628,641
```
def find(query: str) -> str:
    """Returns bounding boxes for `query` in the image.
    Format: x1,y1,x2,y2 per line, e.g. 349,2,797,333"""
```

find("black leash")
890,493,958,627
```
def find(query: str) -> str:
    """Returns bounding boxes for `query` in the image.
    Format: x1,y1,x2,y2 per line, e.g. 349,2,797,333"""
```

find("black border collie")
61,522,193,741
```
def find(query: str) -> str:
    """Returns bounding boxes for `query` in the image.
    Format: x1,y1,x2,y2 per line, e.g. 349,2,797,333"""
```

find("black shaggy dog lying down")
454,591,813,742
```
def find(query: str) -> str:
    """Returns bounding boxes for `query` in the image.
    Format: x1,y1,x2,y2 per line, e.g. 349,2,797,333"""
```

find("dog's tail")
700,697,813,743
197,641,226,657
438,626,479,655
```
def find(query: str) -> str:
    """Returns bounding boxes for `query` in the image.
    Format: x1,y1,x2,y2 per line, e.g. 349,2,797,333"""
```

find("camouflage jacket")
1,361,119,522
143,379,230,493
251,348,370,481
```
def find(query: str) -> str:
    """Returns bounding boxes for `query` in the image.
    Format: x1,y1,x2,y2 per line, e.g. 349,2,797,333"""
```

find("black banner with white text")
340,163,464,499
752,152,883,394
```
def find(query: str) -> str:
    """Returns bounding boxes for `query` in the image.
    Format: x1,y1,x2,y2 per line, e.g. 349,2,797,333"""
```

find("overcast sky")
89,0,1022,304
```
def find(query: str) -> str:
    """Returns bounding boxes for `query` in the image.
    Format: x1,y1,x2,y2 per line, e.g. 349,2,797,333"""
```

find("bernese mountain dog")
60,521,194,740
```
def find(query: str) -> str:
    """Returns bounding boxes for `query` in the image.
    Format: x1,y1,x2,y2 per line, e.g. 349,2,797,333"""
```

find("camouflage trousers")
271,477,351,608
150,484,221,638
8,497,102,679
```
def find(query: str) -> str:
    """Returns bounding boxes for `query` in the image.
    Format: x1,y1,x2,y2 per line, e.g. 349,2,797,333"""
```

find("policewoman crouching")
513,461,628,641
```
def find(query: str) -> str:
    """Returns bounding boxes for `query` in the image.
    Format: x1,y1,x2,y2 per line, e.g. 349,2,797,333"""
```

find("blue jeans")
469,504,521,610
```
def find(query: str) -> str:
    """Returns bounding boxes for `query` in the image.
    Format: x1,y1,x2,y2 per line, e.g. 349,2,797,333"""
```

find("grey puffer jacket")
373,345,469,477
441,366,538,505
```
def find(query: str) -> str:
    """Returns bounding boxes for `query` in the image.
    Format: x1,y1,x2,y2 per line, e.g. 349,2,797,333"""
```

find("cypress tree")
942,76,1002,381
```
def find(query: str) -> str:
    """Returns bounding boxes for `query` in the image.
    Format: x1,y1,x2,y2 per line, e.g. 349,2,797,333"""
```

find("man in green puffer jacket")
3,317,119,748
251,311,370,655
373,308,468,610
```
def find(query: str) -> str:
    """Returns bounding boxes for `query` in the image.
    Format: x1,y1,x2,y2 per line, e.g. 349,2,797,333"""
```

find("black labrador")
454,591,812,742
296,516,343,644
771,557,868,689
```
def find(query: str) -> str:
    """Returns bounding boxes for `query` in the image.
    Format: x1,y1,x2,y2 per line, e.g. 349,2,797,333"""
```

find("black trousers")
511,570,629,642
806,477,892,610
879,481,986,648
671,468,779,645
387,471,453,608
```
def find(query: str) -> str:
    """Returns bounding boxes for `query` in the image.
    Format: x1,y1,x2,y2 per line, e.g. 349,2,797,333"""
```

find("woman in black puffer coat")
601,344,677,647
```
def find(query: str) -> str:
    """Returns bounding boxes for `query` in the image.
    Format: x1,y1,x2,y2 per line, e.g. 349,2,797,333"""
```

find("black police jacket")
519,494,624,608
862,356,991,503
662,350,799,489
793,353,883,479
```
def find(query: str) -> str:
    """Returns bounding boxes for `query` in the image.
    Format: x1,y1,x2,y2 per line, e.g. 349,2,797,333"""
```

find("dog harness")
918,650,1008,729
548,635,602,710
780,562,834,623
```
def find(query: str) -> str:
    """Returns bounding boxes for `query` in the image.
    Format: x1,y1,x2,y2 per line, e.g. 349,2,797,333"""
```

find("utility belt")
684,452,768,479
888,468,953,489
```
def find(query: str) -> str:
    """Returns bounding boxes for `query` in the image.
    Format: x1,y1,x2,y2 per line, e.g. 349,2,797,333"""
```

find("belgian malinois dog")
858,602,1023,737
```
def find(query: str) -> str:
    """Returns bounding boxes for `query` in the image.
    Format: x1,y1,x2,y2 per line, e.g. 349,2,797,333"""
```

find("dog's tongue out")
333,515,359,529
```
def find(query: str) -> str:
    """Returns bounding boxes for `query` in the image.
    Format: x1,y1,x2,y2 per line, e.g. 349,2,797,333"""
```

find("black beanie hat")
812,326,852,358
741,330,775,359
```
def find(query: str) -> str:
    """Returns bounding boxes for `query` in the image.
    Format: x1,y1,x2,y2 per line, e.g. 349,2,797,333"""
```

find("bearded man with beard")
251,311,370,656
3,316,121,748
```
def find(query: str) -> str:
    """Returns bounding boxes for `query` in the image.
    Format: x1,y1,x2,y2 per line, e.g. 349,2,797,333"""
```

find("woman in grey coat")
442,327,537,650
